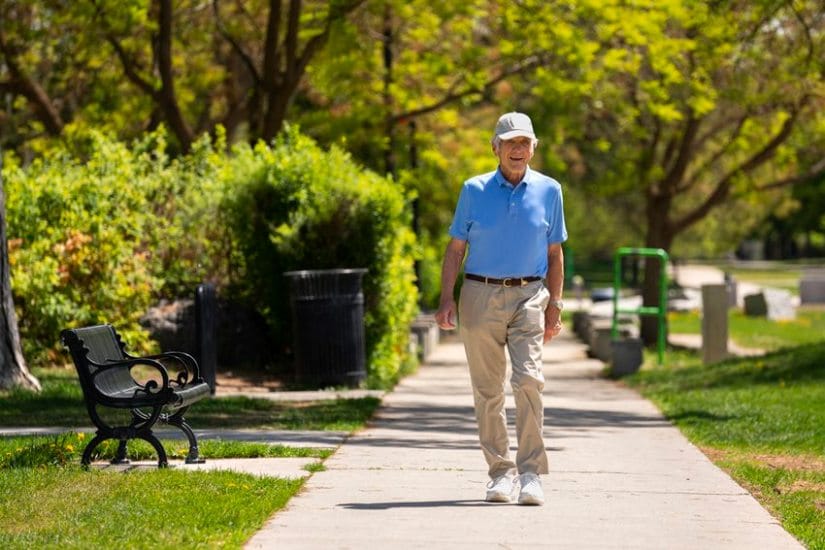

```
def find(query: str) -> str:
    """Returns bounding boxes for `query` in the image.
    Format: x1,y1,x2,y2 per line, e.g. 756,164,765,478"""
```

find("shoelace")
486,475,520,490
519,474,540,493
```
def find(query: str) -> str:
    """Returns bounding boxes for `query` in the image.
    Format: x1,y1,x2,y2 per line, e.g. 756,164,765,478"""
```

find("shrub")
3,128,227,363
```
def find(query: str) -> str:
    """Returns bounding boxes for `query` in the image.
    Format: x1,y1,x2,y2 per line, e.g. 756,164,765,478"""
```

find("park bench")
60,324,211,468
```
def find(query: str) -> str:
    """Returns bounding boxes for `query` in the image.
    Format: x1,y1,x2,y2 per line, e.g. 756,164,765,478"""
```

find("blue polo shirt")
448,166,567,278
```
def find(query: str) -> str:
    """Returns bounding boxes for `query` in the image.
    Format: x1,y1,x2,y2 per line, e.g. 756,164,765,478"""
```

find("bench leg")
81,433,108,468
165,411,205,464
137,432,169,468
111,439,131,465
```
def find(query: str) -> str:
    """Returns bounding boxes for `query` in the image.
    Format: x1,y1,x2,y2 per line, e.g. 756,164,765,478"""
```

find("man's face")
494,137,534,175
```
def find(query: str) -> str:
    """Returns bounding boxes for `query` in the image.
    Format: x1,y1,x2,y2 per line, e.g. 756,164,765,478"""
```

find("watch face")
552,300,564,310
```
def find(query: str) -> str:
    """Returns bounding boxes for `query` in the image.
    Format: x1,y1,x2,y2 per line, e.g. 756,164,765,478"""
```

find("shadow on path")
340,499,489,509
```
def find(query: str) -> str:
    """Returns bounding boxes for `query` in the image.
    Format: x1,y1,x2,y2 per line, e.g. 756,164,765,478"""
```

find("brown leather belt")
465,273,542,287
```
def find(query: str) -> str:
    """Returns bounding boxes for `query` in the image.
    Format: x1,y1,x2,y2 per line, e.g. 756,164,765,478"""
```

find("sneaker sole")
518,494,544,506
485,492,511,503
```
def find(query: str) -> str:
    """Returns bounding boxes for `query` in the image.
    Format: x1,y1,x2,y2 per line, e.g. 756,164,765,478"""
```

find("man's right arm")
435,238,467,330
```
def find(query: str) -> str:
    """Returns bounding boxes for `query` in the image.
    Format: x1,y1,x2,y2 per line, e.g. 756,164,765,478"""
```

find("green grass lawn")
723,267,802,295
668,307,825,351
0,467,302,549
627,344,825,548
0,434,335,549
0,433,333,468
0,366,380,431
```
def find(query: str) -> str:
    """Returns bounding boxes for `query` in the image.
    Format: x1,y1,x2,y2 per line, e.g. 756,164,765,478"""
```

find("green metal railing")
611,247,669,365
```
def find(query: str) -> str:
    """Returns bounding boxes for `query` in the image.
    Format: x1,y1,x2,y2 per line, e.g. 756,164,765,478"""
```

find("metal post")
611,247,669,365
195,283,217,394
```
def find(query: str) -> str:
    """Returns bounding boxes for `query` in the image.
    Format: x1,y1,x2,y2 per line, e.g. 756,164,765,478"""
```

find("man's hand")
544,307,562,343
435,298,458,330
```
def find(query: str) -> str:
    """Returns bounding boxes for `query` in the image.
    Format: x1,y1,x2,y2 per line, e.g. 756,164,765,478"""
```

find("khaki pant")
459,279,549,478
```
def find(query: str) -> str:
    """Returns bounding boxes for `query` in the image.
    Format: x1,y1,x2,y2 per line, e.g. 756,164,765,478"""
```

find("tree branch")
297,0,366,76
757,157,825,191
212,0,262,85
672,106,800,234
285,0,300,81
679,114,748,193
660,114,701,193
390,55,547,123
105,35,157,96
263,0,283,88
0,30,63,135
155,0,194,150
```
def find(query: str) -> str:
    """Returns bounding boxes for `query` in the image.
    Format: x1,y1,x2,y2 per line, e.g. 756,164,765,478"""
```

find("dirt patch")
700,447,825,473
214,370,285,395
783,480,825,493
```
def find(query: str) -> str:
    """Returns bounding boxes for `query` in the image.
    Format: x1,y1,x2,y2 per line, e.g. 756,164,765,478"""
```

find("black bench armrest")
130,351,201,387
89,356,172,398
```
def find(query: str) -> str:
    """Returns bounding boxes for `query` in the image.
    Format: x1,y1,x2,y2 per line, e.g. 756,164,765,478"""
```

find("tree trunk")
0,151,40,391
382,5,396,176
640,197,674,347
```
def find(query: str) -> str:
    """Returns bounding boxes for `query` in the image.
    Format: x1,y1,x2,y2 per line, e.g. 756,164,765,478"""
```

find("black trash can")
284,268,368,388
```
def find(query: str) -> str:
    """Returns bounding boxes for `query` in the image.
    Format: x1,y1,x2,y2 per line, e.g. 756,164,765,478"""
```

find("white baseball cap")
492,112,536,143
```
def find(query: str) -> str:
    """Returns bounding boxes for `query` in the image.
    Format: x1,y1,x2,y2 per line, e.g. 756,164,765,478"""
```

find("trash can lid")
283,268,368,278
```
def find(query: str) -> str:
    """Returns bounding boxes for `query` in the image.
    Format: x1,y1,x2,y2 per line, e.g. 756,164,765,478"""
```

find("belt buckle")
521,278,528,287
502,277,512,287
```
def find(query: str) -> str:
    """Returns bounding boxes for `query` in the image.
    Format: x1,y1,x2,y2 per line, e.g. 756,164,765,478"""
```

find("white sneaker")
518,473,545,505
485,474,516,503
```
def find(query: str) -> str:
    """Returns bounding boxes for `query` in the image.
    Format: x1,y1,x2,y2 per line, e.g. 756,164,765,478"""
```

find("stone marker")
702,284,728,364
743,292,768,317
763,288,796,321
410,314,440,361
800,271,825,304
744,290,796,320
611,338,643,376
724,273,737,308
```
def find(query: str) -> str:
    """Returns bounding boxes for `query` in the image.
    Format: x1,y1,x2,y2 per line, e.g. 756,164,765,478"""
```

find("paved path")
245,332,802,549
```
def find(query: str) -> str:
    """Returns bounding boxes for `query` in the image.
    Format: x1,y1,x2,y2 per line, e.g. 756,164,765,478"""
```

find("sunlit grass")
668,307,825,350
0,432,335,548
0,433,333,468
0,467,303,549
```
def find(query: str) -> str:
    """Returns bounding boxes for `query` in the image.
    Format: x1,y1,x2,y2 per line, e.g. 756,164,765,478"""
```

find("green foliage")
223,127,418,387
3,128,227,363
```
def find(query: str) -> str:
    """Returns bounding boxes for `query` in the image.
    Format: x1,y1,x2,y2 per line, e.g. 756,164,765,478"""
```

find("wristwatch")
550,299,564,311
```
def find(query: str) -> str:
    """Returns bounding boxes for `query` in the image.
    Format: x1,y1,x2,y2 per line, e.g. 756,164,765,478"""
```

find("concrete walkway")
245,332,802,549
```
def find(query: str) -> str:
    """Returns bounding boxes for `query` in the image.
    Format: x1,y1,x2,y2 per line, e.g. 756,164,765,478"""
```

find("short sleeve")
546,186,568,244
448,184,472,240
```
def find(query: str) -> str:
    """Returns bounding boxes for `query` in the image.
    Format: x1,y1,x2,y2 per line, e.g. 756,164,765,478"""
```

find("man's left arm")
544,243,564,342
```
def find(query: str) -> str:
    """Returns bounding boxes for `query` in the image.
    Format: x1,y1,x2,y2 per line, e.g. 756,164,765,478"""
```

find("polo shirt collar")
495,166,532,188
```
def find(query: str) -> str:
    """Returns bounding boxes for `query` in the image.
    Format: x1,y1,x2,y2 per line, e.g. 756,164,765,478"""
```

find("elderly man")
435,112,567,505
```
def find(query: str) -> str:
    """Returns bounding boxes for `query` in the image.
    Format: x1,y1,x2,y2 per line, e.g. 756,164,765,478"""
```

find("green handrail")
611,247,669,365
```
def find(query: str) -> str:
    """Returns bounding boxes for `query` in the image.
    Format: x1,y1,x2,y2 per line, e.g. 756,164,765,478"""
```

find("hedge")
3,127,418,388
